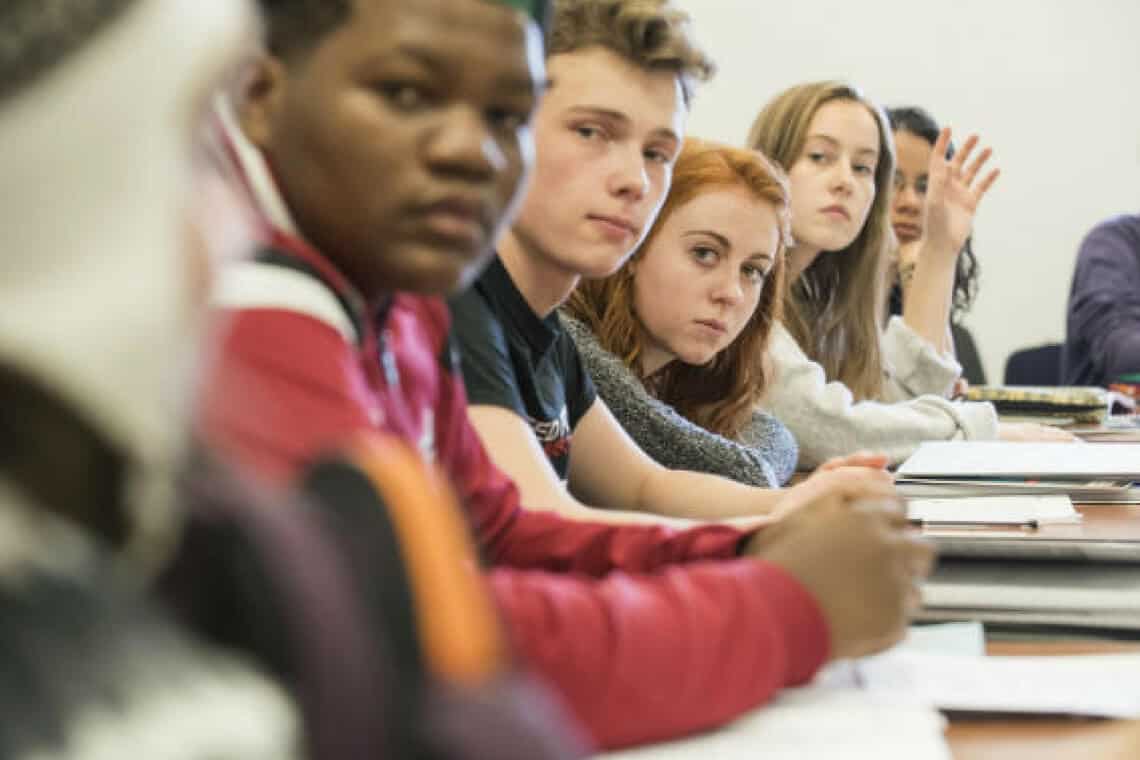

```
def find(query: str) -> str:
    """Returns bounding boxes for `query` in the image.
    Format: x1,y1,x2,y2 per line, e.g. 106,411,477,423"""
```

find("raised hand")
923,128,1000,263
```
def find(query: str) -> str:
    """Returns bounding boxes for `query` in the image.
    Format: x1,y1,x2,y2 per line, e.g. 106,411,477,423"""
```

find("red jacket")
201,234,829,748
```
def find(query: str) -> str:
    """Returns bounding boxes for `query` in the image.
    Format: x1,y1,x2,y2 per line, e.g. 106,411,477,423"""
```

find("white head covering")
0,0,254,569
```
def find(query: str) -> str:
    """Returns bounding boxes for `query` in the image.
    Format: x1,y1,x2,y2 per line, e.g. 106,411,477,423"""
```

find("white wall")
673,0,1140,383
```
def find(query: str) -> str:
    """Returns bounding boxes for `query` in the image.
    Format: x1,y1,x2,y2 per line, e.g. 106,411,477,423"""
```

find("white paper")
899,622,986,656
595,626,966,760
596,686,950,760
907,495,1080,525
857,652,1140,719
898,441,1140,479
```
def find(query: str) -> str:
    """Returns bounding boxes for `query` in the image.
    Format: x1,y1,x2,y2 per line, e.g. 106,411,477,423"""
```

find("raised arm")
904,129,1000,356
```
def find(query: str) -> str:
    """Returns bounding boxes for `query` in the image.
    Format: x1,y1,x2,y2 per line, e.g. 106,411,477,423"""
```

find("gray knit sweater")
562,314,799,487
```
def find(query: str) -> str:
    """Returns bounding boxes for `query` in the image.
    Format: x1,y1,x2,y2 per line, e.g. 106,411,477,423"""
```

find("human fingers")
850,495,909,524
930,127,952,174
887,536,933,612
819,452,890,472
962,146,993,187
824,468,899,502
950,133,980,174
905,536,937,579
973,167,1001,202
839,451,890,469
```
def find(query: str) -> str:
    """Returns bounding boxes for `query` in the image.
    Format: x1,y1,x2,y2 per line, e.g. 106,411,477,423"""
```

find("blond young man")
450,1,894,521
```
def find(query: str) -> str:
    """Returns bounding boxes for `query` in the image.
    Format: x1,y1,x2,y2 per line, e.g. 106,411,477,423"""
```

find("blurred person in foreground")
0,0,297,756
0,2,584,758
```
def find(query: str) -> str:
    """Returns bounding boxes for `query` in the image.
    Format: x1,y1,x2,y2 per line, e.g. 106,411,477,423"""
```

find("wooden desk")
934,500,1140,756
1005,503,1140,542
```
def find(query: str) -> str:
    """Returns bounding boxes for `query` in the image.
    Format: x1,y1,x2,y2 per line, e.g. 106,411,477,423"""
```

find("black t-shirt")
448,257,597,480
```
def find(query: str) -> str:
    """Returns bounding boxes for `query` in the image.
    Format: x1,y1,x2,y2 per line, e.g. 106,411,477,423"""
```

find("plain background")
673,0,1140,383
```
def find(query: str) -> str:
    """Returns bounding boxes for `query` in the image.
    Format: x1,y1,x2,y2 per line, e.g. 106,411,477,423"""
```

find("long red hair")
566,137,791,438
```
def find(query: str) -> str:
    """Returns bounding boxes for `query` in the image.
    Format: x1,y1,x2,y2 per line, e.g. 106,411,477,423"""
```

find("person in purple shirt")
1063,213,1140,386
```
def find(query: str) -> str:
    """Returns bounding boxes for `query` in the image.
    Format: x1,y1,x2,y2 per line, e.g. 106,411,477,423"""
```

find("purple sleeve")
1066,215,1140,384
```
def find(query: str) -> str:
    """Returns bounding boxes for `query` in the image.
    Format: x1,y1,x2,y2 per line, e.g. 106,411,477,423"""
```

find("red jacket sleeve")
202,306,832,749
491,559,828,749
202,307,755,571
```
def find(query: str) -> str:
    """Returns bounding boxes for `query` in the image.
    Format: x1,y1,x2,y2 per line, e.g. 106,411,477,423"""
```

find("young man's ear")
236,56,288,149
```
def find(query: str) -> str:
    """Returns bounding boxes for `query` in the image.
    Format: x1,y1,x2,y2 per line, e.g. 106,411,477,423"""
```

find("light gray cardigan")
562,314,798,487
762,317,999,468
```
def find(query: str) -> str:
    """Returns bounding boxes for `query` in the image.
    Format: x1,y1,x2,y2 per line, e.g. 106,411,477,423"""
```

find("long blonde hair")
746,81,895,401
566,137,792,438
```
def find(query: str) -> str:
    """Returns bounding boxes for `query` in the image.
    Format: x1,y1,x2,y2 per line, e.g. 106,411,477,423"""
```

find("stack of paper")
920,560,1140,630
898,477,1140,504
899,441,1140,480
897,441,1140,504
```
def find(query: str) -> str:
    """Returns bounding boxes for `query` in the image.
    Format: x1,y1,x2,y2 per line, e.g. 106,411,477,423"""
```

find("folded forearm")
637,467,780,520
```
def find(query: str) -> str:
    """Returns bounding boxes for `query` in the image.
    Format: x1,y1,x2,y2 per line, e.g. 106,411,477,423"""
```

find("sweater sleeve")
735,411,800,484
880,315,962,401
763,323,998,468
563,316,797,487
